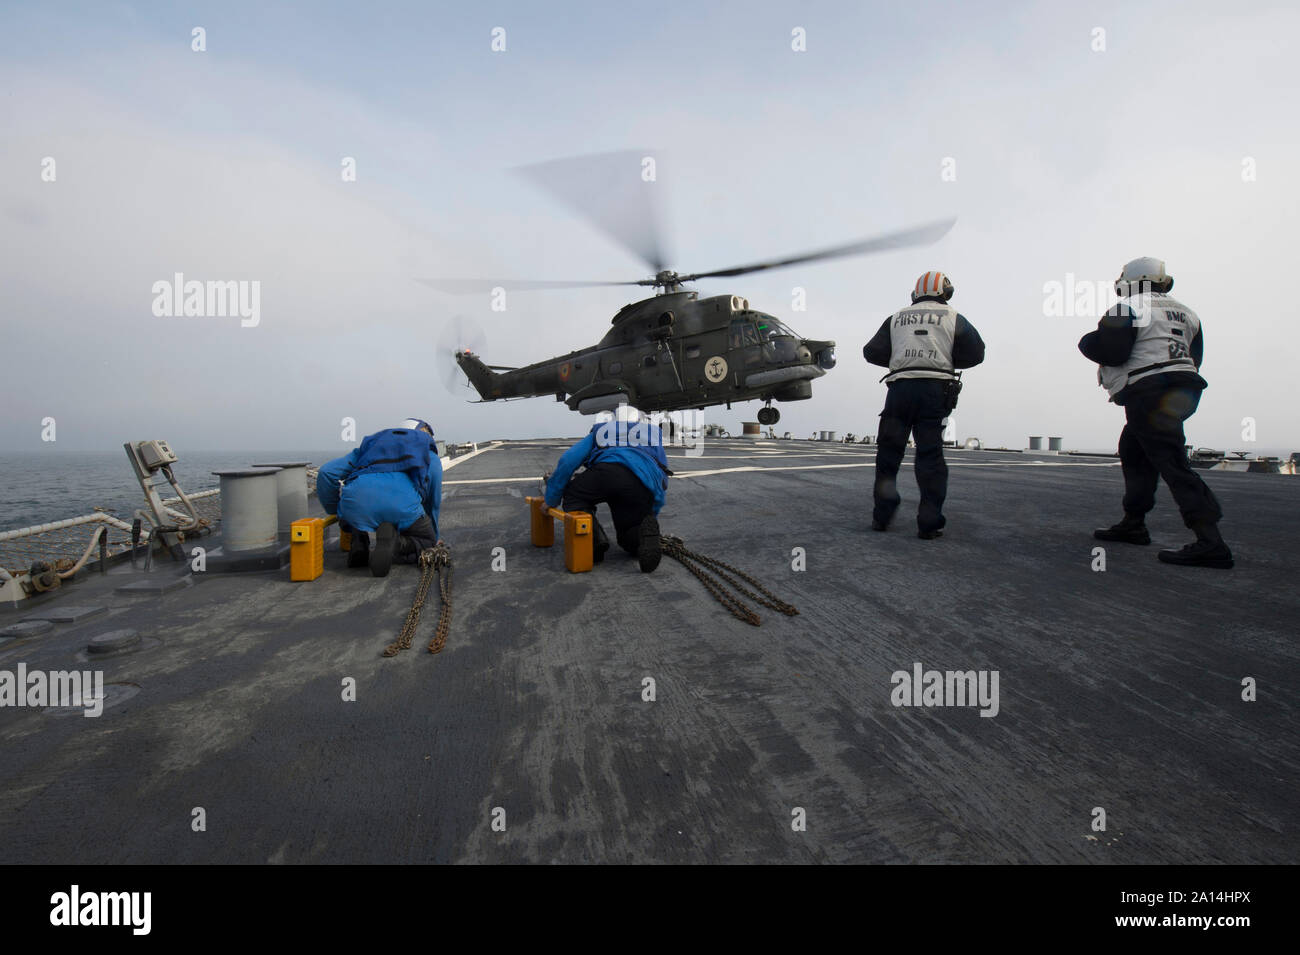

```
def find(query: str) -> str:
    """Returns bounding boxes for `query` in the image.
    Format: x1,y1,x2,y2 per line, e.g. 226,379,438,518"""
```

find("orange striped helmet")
912,270,953,303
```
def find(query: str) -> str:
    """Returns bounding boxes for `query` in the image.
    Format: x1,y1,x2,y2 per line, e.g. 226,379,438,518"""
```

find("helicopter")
424,152,954,426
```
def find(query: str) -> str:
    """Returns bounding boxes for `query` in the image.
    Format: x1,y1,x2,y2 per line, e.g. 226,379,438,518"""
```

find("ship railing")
0,465,321,581
0,512,140,582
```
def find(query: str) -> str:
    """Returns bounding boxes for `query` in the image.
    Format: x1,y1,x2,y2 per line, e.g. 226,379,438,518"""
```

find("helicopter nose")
796,344,812,363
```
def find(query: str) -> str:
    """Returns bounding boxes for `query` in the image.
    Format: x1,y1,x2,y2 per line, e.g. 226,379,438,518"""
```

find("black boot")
370,522,397,577
591,520,610,564
1158,522,1234,569
1093,514,1151,545
346,530,370,568
637,514,661,573
394,536,422,565
396,515,436,564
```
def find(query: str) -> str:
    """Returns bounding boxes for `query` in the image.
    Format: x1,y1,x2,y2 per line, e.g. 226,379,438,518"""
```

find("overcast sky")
2,0,1297,455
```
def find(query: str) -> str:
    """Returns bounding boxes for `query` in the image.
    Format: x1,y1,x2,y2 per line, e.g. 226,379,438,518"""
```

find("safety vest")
884,301,958,383
349,428,436,489
1099,294,1200,398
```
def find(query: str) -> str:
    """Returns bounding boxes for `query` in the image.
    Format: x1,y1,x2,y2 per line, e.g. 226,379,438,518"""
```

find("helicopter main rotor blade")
515,150,670,274
677,217,957,283
418,277,651,294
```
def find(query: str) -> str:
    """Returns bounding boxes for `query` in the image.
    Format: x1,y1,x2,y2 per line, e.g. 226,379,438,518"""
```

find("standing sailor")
544,405,669,572
1079,258,1232,568
863,271,986,538
316,418,442,577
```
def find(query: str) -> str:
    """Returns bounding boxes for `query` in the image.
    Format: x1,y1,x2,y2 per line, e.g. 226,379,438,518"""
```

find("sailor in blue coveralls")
316,418,442,577
544,407,669,572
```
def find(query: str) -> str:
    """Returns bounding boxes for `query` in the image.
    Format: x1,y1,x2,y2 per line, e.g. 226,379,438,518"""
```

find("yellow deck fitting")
290,518,325,581
526,496,593,573
291,514,339,581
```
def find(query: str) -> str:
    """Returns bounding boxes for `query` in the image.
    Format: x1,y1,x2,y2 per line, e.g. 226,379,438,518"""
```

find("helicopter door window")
685,345,700,359
729,319,752,349
643,355,657,367
742,323,761,347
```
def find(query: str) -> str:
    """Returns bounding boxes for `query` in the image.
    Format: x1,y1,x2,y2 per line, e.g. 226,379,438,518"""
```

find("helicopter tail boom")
455,351,504,400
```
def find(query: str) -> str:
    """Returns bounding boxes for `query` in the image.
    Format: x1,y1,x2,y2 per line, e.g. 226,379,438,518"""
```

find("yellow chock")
528,497,554,548
526,496,593,573
290,517,326,581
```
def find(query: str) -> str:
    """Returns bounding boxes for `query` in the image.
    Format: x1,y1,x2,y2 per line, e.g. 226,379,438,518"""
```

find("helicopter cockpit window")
755,315,796,340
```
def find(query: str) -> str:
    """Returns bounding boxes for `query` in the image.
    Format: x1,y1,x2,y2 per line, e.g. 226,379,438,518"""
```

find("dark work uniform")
1078,295,1222,529
863,296,985,533
545,420,669,556
562,462,655,554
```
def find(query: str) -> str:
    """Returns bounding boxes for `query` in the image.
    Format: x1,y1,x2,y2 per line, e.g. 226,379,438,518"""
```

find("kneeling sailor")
544,405,669,572
316,418,443,577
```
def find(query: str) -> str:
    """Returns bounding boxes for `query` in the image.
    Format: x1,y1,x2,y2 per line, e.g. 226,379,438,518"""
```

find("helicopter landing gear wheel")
757,406,780,426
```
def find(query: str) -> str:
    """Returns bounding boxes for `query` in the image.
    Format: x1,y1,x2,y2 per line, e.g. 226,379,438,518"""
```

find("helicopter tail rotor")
436,314,489,396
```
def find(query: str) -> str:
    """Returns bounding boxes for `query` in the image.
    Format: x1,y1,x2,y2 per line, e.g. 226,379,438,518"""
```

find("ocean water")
0,450,343,533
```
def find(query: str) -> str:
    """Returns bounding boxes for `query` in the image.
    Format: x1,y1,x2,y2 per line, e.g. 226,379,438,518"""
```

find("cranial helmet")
594,403,644,429
399,418,434,435
1115,257,1173,296
912,271,953,303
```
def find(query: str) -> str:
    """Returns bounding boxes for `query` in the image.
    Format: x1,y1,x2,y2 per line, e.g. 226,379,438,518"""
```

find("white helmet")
1115,257,1173,296
398,417,434,435
593,402,642,427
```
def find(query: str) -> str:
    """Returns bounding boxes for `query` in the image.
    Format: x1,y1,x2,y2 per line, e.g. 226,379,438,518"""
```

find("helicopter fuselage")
455,290,836,416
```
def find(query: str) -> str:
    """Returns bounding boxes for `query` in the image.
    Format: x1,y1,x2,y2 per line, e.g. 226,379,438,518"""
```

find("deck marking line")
442,441,502,471
444,459,1122,485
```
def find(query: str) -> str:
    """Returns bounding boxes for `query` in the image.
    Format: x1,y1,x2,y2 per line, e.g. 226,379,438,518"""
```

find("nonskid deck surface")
1,439,1295,863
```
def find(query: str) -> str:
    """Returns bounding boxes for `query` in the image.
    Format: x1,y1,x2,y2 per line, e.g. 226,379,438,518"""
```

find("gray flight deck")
1,439,1296,864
